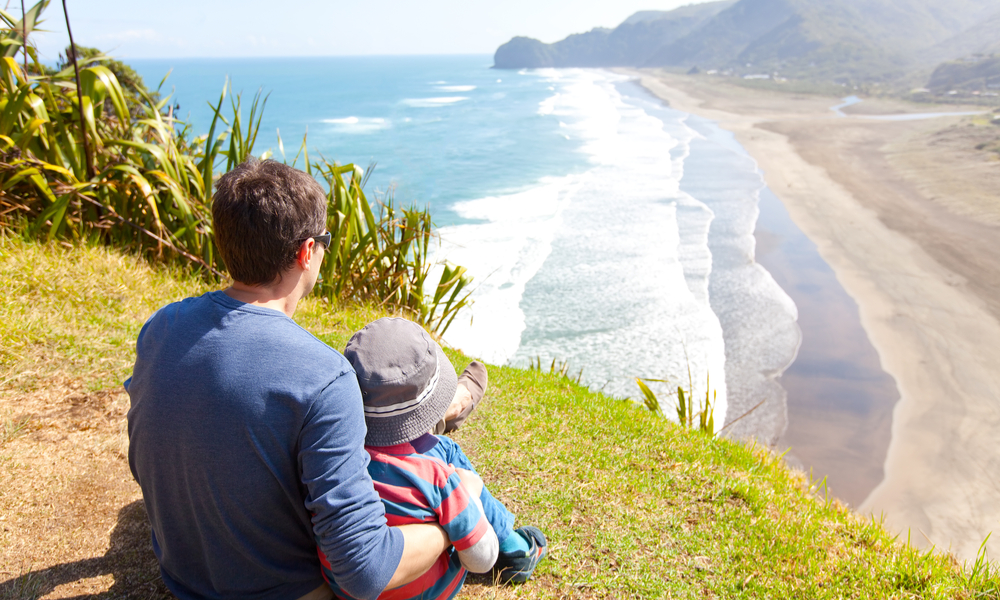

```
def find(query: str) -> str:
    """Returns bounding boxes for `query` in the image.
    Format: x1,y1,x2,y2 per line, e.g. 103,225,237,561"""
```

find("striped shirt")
322,434,491,600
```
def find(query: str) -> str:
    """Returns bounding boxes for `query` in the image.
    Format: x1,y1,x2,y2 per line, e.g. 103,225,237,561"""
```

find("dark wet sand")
755,188,899,507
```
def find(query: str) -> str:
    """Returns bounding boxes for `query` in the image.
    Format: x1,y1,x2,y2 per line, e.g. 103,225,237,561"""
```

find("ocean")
130,55,894,501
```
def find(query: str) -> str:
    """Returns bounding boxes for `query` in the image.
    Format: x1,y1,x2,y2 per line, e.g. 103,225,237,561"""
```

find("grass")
726,76,852,97
453,370,999,598
0,416,30,446
1,234,998,598
0,229,213,395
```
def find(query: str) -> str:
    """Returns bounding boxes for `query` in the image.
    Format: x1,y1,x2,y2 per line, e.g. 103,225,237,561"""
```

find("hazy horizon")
26,0,715,62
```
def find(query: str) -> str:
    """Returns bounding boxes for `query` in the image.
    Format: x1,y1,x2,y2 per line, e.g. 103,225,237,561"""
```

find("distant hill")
493,1,734,69
927,56,1000,93
493,0,1000,84
921,10,1000,65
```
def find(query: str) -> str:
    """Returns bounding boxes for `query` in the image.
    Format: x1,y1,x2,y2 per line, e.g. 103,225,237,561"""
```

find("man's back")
127,291,399,600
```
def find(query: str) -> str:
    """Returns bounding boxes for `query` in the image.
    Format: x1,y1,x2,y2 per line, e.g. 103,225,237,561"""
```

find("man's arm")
384,523,451,589
302,370,412,600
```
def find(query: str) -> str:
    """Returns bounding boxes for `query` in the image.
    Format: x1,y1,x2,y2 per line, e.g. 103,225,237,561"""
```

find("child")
320,317,547,600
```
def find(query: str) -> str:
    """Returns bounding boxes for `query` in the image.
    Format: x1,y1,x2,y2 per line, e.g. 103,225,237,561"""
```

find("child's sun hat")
344,317,457,446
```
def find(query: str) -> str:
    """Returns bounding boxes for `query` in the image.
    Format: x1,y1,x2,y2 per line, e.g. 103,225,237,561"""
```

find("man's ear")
296,239,314,270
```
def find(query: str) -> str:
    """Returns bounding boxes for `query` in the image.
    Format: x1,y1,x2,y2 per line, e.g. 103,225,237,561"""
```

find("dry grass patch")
0,234,206,598
0,381,168,599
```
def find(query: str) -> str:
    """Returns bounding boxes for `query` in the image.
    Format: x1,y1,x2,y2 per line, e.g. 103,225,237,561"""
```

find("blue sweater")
126,291,403,600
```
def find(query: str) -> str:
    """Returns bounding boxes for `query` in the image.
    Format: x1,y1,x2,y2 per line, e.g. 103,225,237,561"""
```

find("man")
126,158,449,600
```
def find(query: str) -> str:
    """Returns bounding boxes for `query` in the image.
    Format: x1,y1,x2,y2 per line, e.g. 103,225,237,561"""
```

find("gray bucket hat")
344,317,457,447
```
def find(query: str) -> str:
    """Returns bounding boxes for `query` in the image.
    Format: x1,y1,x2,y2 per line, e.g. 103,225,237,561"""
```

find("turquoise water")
131,55,583,225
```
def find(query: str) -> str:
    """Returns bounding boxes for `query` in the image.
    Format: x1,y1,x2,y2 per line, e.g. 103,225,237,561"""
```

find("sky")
23,0,714,61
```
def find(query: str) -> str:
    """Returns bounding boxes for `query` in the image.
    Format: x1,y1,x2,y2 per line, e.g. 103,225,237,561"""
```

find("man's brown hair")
212,158,328,285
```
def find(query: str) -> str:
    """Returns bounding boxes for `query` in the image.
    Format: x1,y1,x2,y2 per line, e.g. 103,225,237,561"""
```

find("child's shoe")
435,361,489,434
493,526,547,584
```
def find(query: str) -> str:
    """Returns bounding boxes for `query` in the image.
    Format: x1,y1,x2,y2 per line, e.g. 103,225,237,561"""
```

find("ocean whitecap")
402,97,469,108
321,116,390,134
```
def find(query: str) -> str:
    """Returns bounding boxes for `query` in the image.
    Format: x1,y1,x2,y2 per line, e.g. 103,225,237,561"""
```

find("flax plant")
0,1,472,334
314,159,473,333
636,372,716,434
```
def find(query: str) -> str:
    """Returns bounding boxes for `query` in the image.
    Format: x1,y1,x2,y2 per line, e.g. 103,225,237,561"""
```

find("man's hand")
443,383,473,422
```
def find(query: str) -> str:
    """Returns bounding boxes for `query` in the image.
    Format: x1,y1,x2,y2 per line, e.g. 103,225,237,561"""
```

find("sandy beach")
630,70,1000,562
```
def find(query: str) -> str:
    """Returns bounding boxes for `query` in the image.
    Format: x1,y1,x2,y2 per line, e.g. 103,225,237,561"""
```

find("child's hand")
453,467,483,498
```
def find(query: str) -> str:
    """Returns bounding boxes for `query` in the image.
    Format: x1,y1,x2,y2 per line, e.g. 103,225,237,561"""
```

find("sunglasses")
308,231,332,250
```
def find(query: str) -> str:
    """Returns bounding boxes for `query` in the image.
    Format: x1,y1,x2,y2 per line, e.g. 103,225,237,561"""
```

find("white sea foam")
402,97,469,107
432,175,581,365
522,71,726,428
436,85,476,92
321,116,390,134
436,69,731,431
537,95,558,116
670,110,800,442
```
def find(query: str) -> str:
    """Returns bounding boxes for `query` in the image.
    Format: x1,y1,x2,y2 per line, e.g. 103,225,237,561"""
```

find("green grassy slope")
452,365,998,598
2,234,998,598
